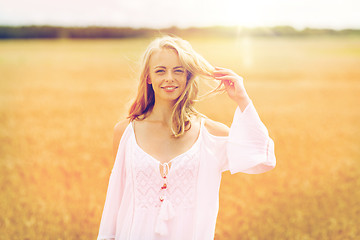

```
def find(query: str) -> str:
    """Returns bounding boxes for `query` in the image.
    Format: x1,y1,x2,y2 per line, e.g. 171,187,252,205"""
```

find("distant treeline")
0,25,359,39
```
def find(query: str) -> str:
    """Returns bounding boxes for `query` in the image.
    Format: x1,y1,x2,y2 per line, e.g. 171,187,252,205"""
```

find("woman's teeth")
162,86,177,90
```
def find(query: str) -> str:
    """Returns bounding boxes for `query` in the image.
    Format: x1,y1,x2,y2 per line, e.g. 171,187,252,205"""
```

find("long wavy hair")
128,35,221,137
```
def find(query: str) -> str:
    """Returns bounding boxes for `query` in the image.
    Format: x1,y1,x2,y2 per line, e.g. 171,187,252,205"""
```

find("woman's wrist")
234,93,251,112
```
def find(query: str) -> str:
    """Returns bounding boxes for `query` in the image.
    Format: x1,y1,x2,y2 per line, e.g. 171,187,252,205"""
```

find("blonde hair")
128,35,220,137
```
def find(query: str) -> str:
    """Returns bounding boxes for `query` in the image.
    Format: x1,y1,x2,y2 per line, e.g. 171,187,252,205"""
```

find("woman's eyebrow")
154,66,184,69
154,66,166,69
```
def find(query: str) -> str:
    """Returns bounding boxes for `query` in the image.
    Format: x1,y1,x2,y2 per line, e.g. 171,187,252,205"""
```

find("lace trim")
132,145,200,209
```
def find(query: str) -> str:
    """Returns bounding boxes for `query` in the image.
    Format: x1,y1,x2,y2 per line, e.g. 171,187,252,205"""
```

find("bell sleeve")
97,126,129,240
222,101,276,174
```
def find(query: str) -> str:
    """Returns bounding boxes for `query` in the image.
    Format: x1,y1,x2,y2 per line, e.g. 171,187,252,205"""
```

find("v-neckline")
130,118,203,166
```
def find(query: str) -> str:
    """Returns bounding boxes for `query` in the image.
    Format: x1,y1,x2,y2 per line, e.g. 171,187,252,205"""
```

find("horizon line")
1,24,359,31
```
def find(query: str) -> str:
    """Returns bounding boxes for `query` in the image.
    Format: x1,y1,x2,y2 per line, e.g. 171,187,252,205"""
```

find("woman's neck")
147,99,176,125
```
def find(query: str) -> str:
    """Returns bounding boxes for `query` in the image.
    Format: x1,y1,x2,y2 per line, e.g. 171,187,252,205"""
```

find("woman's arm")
210,67,276,174
97,119,130,240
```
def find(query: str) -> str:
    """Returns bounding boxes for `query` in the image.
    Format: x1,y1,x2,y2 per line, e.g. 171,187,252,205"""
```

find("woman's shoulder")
114,119,131,138
203,117,229,137
113,119,131,157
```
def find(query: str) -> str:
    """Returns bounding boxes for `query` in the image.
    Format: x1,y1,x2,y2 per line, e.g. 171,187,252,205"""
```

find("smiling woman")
128,36,215,137
148,49,187,103
97,35,276,240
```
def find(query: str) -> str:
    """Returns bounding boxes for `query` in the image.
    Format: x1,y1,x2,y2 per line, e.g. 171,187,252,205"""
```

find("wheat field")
0,36,359,239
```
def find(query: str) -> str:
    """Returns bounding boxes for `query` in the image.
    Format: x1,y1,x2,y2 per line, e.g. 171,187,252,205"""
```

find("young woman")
97,36,276,240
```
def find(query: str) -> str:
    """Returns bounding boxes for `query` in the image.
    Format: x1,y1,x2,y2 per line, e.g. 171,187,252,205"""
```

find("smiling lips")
161,86,178,92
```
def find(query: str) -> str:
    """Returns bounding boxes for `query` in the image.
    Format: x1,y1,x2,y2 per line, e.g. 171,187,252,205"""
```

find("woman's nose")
164,71,174,81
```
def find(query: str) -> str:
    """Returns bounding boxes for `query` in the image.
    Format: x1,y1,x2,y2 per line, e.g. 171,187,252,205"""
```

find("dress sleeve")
97,126,129,240
222,101,276,174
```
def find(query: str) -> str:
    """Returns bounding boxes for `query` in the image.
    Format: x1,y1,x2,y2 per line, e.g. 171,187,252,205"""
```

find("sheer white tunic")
97,101,276,240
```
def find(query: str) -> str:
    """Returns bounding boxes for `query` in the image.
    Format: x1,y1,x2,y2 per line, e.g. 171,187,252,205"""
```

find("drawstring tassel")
155,162,175,236
155,198,175,235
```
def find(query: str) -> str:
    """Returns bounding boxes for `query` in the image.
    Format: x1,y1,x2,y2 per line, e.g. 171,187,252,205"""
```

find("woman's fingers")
214,77,235,89
213,67,249,106
214,75,237,83
214,74,236,79
215,75,243,85
213,67,238,78
214,67,243,83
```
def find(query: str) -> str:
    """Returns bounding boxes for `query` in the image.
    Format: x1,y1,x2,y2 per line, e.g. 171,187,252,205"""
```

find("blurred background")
0,0,359,239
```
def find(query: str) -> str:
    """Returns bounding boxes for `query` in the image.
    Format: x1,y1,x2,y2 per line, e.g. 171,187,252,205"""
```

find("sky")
0,0,359,29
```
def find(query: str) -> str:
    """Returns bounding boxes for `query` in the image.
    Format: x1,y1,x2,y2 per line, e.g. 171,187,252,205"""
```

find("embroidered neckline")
130,122,202,235
130,118,203,168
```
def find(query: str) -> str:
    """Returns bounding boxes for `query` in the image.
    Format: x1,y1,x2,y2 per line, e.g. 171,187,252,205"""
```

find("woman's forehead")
149,48,182,68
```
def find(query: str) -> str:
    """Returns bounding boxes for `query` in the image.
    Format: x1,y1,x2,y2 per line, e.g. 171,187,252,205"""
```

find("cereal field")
0,36,359,239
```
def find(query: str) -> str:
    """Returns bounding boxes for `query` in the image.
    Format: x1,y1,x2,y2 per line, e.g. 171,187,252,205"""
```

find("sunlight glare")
223,0,267,27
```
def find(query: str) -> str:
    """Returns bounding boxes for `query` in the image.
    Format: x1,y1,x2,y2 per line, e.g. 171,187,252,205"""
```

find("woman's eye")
155,70,165,73
175,70,184,74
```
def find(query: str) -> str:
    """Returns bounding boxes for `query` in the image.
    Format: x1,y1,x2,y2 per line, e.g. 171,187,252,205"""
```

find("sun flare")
223,0,268,27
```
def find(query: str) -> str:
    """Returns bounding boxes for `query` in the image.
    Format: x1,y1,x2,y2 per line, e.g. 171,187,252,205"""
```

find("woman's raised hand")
213,67,250,110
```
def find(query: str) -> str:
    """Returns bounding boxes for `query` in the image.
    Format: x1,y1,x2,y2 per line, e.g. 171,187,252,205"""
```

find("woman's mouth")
161,86,178,91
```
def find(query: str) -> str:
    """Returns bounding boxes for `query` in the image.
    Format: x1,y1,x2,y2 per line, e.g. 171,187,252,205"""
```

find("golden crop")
0,36,359,239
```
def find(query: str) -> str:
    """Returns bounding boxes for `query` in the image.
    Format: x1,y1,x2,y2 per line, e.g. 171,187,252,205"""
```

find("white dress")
97,101,276,240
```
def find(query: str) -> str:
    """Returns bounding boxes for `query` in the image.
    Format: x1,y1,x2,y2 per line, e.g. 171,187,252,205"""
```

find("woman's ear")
147,76,152,84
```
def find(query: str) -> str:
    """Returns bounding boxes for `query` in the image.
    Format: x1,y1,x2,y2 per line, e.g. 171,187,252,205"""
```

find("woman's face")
148,48,187,103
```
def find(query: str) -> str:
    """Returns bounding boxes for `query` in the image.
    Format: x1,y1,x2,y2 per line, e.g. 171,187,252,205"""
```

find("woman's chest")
134,123,200,164
126,138,201,209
